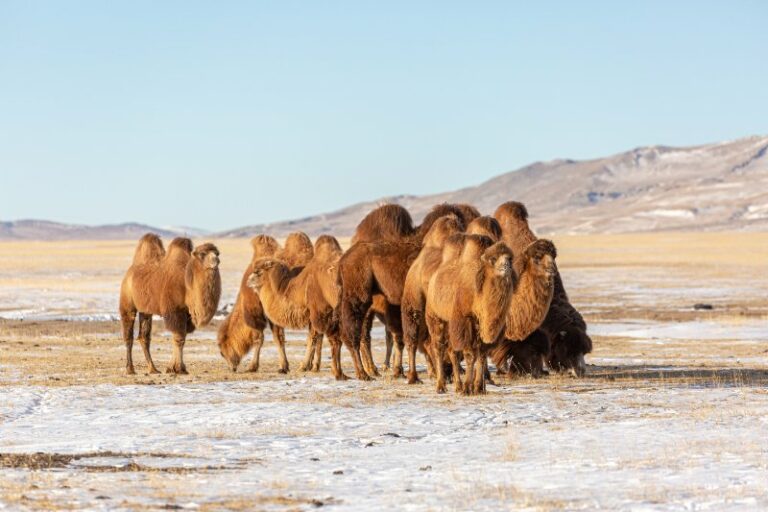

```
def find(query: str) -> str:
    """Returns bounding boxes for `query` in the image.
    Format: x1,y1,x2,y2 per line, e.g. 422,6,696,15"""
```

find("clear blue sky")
2,1,766,231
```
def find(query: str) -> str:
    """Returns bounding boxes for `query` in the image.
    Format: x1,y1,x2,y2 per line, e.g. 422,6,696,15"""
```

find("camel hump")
494,201,529,223
167,237,194,258
422,214,464,248
251,234,280,258
524,239,557,261
314,235,343,261
354,203,415,243
467,216,502,241
132,233,165,265
278,232,314,267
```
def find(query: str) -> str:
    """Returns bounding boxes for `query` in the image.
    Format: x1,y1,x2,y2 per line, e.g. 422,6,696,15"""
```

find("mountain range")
3,135,766,240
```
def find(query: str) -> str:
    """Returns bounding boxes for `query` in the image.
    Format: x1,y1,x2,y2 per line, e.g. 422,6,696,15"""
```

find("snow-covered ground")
2,379,767,511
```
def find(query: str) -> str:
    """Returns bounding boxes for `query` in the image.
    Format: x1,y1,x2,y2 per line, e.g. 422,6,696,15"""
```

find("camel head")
521,239,557,280
480,242,514,277
247,258,278,292
549,327,592,377
193,243,220,270
217,333,241,372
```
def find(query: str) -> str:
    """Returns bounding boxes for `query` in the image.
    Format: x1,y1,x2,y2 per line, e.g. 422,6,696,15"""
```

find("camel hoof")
436,386,446,394
147,368,160,375
125,367,136,376
299,364,310,372
246,366,259,373
277,367,289,375
357,373,373,382
311,365,321,373
407,375,422,385
335,373,349,381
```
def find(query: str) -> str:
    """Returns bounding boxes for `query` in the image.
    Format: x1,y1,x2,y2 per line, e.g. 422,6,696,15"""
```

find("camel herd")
119,201,592,395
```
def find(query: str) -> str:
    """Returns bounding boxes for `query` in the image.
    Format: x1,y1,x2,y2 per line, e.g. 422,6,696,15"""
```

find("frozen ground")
1,235,767,511
2,379,767,511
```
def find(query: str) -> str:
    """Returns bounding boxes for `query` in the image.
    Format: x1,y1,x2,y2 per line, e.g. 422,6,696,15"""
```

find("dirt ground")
0,233,767,511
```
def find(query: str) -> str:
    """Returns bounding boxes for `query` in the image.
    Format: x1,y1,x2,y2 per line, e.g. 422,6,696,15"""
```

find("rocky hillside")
219,135,768,236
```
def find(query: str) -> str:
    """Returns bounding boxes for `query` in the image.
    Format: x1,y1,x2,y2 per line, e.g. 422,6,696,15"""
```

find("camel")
339,204,479,377
119,235,221,375
337,238,423,380
247,235,366,381
494,201,592,376
401,214,466,383
491,330,549,378
217,234,289,373
425,240,515,394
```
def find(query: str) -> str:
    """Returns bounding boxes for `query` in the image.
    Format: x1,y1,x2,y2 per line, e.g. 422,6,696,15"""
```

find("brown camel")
217,234,289,373
425,240,515,394
337,238,423,380
119,235,221,375
248,235,365,381
401,214,466,383
495,201,592,376
340,203,479,377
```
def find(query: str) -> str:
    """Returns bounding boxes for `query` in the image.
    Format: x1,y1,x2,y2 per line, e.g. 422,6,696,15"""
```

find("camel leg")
120,309,136,375
449,350,463,394
246,330,264,372
426,315,447,394
383,328,393,370
406,340,421,384
348,343,372,381
474,353,487,394
166,333,187,374
300,331,317,372
391,331,405,379
359,309,380,377
312,334,323,372
137,312,159,374
329,336,347,381
273,325,289,374
483,357,496,387
462,349,476,395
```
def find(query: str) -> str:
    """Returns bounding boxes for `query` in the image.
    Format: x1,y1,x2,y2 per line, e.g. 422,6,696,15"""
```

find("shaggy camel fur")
491,330,549,378
337,238,423,380
120,235,221,375
344,203,479,375
217,234,289,373
426,241,514,394
466,215,502,241
352,203,479,244
248,235,367,380
401,215,466,383
494,201,592,376
276,232,314,268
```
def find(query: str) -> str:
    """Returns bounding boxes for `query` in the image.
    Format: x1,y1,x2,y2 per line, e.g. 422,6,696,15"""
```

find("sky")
1,1,766,231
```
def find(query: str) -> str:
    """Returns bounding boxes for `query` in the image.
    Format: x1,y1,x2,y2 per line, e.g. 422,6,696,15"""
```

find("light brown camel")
401,215,466,383
425,240,515,394
247,235,363,381
494,201,592,376
120,235,221,375
217,234,289,373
